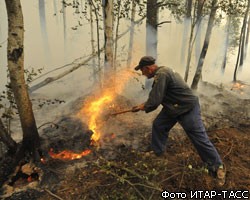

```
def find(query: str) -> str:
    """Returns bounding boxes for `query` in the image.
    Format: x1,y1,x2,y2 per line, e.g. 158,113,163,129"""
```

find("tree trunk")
233,0,250,81
221,15,231,74
53,0,59,24
5,0,40,160
191,0,218,90
184,0,205,82
183,21,194,82
127,0,136,69
62,0,67,61
194,0,205,67
145,0,158,89
146,0,158,58
239,0,250,69
89,0,102,88
103,0,114,86
181,0,192,67
244,15,250,60
39,0,51,62
114,0,121,71
89,1,97,83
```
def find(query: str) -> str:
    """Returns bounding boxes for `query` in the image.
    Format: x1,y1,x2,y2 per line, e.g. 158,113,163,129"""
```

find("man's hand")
132,103,145,112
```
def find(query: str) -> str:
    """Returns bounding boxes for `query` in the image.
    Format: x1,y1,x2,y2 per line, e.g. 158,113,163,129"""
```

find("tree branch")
28,15,146,93
29,47,104,93
44,188,64,200
157,21,171,27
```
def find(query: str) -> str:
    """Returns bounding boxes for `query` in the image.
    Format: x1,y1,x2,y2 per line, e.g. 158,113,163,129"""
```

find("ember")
48,148,91,160
40,157,46,164
231,82,246,91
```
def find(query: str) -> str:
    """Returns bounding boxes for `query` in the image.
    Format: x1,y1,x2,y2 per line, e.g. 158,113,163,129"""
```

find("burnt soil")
1,82,250,200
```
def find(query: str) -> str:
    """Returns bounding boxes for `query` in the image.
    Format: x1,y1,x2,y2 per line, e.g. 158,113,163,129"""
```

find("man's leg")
178,102,223,171
151,109,177,155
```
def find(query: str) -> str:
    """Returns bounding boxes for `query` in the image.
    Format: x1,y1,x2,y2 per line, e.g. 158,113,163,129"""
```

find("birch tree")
62,0,67,59
53,0,59,24
127,0,136,68
89,0,102,86
103,0,114,86
146,0,158,58
145,0,158,90
181,0,192,67
239,0,250,69
88,0,98,85
194,0,205,64
244,14,250,58
233,0,250,81
221,15,231,73
39,0,51,61
5,0,40,160
114,0,122,68
191,0,218,90
184,0,206,82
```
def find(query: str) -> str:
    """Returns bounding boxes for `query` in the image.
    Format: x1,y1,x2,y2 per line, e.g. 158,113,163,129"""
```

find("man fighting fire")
132,56,226,185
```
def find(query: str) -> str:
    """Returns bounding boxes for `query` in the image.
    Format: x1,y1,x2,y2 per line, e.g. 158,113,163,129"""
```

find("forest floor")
1,81,250,200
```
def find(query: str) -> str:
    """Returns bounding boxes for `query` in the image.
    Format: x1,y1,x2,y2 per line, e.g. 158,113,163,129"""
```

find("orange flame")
79,70,133,143
48,69,134,161
49,148,91,160
87,94,113,142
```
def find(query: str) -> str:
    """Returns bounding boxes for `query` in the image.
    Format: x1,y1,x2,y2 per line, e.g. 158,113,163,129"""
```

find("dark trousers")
151,102,222,171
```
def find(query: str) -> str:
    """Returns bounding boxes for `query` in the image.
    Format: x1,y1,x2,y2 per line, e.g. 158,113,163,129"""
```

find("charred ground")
1,82,250,199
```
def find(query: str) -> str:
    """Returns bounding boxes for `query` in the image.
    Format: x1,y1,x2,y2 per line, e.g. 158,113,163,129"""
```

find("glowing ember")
40,157,46,164
111,133,116,139
27,176,32,182
49,148,91,160
232,82,245,89
231,82,246,95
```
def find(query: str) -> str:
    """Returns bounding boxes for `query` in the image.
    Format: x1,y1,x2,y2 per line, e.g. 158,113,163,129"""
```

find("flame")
48,69,134,161
49,148,91,160
87,94,113,143
78,70,133,143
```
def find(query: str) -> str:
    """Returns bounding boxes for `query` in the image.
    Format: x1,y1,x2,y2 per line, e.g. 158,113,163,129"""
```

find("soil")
0,81,250,200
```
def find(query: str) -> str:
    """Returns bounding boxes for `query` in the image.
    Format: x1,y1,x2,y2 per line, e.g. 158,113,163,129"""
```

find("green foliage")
158,0,185,22
0,67,44,129
219,0,247,16
229,15,242,49
24,67,44,84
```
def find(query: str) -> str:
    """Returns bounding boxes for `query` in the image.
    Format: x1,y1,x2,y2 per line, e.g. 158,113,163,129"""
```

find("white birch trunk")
5,0,40,157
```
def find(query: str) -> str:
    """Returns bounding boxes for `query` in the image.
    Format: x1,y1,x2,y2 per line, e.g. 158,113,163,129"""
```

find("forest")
0,0,250,199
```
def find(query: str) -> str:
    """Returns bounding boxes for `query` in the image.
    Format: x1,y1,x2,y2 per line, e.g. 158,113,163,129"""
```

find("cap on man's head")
134,56,156,70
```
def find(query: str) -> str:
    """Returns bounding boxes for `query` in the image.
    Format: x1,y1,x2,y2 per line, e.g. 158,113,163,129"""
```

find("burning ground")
0,81,250,199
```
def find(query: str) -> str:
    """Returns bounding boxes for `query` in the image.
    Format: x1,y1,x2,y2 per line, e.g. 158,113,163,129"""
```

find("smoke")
1,1,250,147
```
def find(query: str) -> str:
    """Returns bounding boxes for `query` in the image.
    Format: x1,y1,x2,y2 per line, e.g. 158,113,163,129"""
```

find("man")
132,56,226,185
